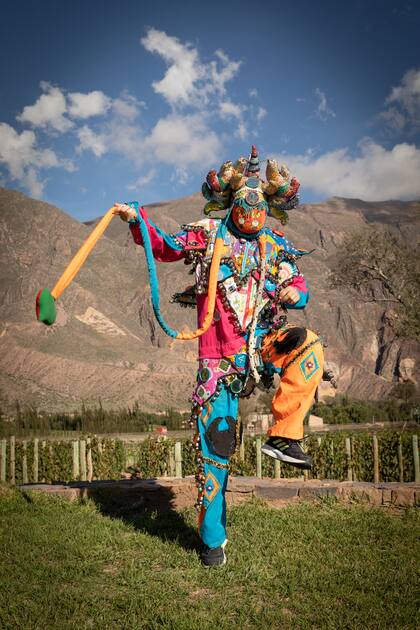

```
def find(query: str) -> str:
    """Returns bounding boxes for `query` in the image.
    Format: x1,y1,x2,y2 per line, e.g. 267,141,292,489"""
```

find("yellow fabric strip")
51,206,116,300
176,235,224,340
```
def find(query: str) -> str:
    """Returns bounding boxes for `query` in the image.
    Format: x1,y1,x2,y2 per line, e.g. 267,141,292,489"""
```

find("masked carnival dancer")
114,146,323,567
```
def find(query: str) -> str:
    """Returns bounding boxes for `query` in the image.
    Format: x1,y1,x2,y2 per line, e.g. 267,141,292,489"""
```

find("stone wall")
19,476,420,510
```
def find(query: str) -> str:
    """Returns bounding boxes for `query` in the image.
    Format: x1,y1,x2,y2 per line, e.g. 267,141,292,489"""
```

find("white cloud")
76,105,221,175
16,83,116,132
276,139,420,201
380,107,406,131
219,100,260,143
219,100,244,120
381,68,420,132
75,118,145,163
141,28,204,108
256,106,267,122
107,121,145,162
209,50,241,96
3,30,263,196
17,83,131,136
235,122,247,141
74,90,147,161
17,82,73,132
171,167,189,185
68,90,111,118
140,28,241,109
9,31,259,192
112,91,144,120
145,113,221,168
127,168,156,190
314,87,336,120
23,168,45,198
0,122,73,197
76,125,108,157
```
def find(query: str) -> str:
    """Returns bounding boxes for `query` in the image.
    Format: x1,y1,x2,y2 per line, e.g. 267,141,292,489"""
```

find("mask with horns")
202,145,300,234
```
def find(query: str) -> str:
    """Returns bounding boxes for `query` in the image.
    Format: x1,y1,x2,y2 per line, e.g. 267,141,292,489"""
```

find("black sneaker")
261,436,312,470
201,541,227,568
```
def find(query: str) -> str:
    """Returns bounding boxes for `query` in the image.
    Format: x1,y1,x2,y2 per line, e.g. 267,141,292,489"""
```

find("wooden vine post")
256,437,262,479
0,439,6,482
72,441,80,480
86,437,93,482
22,441,28,484
41,441,46,482
33,438,39,483
373,434,380,483
10,436,15,485
345,437,353,482
174,441,183,478
79,439,87,482
398,436,404,483
239,430,245,462
168,446,175,477
413,435,419,483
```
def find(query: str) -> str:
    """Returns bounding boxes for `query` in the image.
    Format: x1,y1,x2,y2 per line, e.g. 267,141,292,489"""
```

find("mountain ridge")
0,187,418,411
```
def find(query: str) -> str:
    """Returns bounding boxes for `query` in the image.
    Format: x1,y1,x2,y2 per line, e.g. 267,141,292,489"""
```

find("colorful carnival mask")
230,176,268,234
201,145,300,229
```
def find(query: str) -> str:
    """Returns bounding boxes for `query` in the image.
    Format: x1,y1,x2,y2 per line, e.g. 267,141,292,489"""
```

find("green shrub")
1,431,417,484
0,400,189,437
130,437,173,478
312,393,419,425
90,437,126,480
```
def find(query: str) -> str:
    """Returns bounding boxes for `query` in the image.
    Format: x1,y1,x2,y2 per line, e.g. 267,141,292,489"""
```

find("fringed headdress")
202,145,300,225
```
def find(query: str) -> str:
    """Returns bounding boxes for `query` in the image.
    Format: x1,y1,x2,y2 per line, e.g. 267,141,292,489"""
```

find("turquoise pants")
197,384,239,549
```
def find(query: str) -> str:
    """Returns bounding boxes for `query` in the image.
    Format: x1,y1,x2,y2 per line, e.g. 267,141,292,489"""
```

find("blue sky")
0,0,419,220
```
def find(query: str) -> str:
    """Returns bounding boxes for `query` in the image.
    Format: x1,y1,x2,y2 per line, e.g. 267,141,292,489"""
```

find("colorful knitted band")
247,234,267,383
132,201,225,340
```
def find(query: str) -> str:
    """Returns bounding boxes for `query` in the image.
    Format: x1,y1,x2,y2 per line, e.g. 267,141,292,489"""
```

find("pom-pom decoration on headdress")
202,145,300,225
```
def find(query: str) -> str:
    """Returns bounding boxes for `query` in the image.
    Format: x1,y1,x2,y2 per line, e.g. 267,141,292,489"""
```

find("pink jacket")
130,207,308,358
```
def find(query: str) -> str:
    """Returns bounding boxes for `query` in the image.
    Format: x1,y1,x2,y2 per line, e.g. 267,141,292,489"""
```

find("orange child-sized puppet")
259,326,324,469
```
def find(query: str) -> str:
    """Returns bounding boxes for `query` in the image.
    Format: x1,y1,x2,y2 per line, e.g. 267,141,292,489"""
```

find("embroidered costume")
123,146,323,557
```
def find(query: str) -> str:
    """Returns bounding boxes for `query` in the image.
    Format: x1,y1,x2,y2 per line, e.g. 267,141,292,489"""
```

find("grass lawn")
0,485,419,629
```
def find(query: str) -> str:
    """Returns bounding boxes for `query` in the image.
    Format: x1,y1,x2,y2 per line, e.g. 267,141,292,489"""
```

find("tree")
330,226,420,340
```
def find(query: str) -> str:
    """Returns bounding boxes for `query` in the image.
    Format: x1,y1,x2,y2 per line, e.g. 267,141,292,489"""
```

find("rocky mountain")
0,187,418,411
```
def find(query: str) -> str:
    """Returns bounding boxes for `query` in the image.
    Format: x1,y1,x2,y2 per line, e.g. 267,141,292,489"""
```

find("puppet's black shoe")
261,436,312,470
201,541,227,567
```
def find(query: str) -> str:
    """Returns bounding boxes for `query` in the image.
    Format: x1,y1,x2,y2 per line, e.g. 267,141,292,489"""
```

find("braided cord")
247,234,267,383
202,456,229,470
137,206,225,340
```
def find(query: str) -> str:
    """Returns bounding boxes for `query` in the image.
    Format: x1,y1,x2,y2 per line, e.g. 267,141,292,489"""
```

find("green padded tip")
36,288,57,325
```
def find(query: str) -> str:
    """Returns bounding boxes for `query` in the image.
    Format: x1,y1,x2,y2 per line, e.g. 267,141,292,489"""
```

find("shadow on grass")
73,480,201,553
